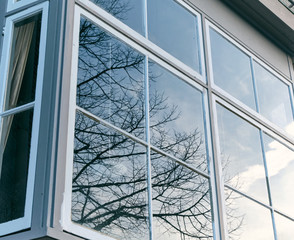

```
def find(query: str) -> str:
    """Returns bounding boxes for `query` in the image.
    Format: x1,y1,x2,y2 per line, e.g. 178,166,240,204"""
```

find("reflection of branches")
90,0,132,21
151,153,212,239
72,111,212,239
224,188,245,240
72,16,241,240
220,154,245,240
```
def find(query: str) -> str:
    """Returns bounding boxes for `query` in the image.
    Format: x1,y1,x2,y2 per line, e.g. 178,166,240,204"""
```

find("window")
63,6,216,240
0,0,293,239
207,23,294,138
216,104,268,203
78,0,205,82
263,133,294,218
214,96,294,240
61,2,294,240
147,0,202,73
90,0,145,35
0,2,48,235
206,20,294,239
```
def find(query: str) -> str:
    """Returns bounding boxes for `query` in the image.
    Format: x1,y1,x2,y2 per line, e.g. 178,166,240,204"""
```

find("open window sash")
0,21,35,179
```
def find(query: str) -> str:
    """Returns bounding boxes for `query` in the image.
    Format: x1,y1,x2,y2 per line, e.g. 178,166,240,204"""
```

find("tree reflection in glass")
90,0,144,35
77,17,145,139
224,188,274,240
149,61,207,173
73,16,215,239
151,152,213,239
72,112,149,240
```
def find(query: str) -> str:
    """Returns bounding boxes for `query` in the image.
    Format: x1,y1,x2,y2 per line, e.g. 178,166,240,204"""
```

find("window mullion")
144,56,153,240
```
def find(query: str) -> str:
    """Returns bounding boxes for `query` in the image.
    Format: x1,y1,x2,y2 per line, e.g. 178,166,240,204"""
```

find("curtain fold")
0,21,35,179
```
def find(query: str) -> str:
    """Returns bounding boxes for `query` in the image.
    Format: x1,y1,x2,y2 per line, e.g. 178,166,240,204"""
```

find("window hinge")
2,26,5,36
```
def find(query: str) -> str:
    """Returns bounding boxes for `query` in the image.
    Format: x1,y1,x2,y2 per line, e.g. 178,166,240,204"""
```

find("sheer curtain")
0,21,35,178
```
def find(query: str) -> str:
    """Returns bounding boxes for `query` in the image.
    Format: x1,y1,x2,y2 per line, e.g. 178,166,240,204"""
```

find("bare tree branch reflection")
72,16,241,240
90,0,132,21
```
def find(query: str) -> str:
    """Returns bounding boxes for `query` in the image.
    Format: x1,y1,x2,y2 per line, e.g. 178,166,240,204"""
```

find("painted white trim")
0,1,49,236
61,3,80,232
7,0,39,12
210,94,230,240
66,222,116,240
201,89,221,240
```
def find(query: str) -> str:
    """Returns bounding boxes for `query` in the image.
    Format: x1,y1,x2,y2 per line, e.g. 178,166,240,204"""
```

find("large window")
207,20,294,239
0,3,48,236
63,5,216,240
1,0,293,239
62,1,294,240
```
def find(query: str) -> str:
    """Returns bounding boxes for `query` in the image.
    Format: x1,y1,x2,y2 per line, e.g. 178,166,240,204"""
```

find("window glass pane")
149,61,207,172
263,134,294,218
4,14,41,111
90,0,144,35
77,17,145,139
253,61,294,134
216,104,268,203
148,0,201,73
225,188,274,240
0,109,33,223
151,151,213,239
209,28,256,110
72,111,149,239
274,213,294,240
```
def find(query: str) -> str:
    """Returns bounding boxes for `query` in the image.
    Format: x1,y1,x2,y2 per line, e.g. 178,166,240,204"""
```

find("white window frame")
212,93,294,239
205,20,294,142
7,0,39,12
0,2,48,236
62,4,218,240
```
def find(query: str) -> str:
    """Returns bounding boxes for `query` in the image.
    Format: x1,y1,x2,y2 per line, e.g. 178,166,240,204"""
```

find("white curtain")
0,21,35,179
